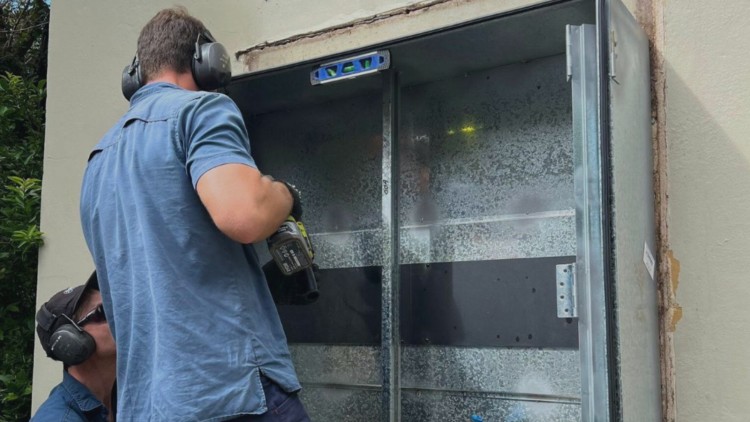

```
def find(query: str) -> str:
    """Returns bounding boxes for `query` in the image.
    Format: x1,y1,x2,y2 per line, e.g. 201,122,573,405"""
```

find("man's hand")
278,181,302,220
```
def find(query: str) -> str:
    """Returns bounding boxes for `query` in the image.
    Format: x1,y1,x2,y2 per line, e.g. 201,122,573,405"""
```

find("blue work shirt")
32,371,109,422
80,83,300,421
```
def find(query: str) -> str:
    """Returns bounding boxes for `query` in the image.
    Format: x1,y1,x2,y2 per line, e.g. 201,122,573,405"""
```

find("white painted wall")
663,1,750,421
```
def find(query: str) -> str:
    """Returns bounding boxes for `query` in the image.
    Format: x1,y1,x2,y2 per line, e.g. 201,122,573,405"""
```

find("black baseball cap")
36,271,98,360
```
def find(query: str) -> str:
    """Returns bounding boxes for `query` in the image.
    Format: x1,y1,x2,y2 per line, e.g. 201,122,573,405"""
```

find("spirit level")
310,50,391,85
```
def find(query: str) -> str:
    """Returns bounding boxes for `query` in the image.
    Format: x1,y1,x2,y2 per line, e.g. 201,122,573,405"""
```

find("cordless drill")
264,180,319,305
267,215,314,276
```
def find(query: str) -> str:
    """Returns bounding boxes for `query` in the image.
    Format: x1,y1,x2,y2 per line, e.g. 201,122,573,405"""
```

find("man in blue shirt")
79,7,309,422
33,272,116,422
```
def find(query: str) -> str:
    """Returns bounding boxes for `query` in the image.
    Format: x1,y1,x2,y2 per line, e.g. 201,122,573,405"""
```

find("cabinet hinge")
556,263,577,318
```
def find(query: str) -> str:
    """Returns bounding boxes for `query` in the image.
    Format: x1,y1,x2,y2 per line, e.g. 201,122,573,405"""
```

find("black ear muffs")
49,319,96,366
121,55,143,101
121,30,232,101
191,31,232,91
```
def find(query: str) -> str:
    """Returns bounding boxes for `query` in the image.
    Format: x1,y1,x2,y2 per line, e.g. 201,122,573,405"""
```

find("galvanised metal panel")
397,53,582,420
248,87,387,420
402,390,581,421
606,0,661,419
568,22,612,421
400,346,581,396
398,55,577,265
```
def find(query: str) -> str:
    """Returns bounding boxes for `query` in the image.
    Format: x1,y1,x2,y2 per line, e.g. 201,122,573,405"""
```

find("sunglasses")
76,304,107,326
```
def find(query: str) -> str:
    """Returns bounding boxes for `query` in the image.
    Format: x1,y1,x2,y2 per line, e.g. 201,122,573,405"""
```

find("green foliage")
0,0,50,81
0,175,43,420
0,73,45,422
1,1,51,419
0,90,44,421
0,73,46,178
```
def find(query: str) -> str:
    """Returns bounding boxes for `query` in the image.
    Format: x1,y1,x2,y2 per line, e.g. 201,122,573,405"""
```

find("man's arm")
196,163,292,244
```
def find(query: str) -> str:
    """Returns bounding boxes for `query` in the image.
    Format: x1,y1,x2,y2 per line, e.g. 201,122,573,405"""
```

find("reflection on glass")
249,93,384,421
398,55,581,420
399,55,576,264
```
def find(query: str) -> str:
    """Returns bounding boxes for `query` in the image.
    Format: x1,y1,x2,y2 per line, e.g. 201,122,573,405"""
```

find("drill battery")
267,216,315,276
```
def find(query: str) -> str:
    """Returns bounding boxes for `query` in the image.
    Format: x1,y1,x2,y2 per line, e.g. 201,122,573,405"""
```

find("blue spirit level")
310,50,391,85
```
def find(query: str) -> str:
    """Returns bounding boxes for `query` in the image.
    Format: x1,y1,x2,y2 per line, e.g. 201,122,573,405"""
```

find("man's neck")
147,69,199,91
68,357,116,419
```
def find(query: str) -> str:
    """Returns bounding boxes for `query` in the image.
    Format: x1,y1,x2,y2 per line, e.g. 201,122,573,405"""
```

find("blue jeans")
227,375,310,422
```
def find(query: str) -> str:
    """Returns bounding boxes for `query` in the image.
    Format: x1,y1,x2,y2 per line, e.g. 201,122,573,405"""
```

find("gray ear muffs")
49,320,96,366
120,30,232,101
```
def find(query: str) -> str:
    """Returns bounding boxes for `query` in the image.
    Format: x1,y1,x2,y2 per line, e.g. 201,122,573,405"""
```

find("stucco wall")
663,1,750,421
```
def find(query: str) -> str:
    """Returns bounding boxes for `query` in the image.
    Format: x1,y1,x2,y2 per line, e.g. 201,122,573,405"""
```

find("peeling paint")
235,0,544,74
665,250,682,332
635,0,675,420
236,0,454,60
667,306,683,333
668,250,680,297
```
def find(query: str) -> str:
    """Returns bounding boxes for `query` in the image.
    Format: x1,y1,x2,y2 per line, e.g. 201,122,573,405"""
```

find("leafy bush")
0,1,49,419
0,72,45,421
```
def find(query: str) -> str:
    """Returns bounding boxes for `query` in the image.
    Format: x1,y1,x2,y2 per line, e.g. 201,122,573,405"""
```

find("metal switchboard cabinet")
227,0,658,420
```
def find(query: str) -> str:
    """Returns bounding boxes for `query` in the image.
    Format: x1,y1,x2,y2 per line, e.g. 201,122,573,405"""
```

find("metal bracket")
565,25,573,82
556,263,577,318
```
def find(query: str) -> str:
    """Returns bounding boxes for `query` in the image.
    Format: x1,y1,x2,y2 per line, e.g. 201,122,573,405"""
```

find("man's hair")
137,7,207,83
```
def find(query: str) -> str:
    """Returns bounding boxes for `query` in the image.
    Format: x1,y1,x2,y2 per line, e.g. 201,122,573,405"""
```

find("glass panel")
248,92,384,421
398,55,581,420
399,55,575,264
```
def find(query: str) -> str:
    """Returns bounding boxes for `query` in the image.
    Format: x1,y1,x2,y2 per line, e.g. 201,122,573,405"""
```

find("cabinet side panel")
607,0,662,420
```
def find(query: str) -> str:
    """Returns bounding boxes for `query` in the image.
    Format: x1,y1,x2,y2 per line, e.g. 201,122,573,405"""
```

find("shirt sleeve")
179,93,257,189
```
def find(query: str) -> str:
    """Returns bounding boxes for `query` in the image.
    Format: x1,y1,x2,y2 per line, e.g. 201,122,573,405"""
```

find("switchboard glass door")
245,85,387,420
396,54,582,421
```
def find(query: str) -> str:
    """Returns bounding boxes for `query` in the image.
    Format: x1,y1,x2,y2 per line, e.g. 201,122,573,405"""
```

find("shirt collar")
129,81,183,105
61,371,108,415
